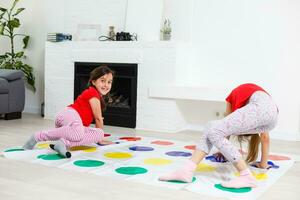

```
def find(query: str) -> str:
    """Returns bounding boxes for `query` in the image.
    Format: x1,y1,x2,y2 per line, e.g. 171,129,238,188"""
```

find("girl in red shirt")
23,66,114,158
159,83,278,189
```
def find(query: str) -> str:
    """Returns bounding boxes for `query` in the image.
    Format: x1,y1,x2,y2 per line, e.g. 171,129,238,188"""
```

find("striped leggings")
197,91,278,163
34,107,104,148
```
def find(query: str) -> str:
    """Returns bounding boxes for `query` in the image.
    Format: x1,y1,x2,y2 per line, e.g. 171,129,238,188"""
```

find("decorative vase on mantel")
161,18,172,41
162,33,171,41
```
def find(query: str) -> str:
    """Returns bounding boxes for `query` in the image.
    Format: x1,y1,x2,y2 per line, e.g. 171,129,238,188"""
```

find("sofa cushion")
0,78,9,94
0,69,24,81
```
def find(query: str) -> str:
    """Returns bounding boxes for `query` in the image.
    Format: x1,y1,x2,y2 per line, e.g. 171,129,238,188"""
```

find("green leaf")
8,18,20,29
12,0,20,11
0,24,4,35
3,61,13,69
0,7,7,12
0,54,9,59
13,8,25,16
15,51,24,58
23,35,29,49
0,12,5,19
22,63,36,92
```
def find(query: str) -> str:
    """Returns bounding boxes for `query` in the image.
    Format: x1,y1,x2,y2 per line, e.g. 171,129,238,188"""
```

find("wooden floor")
0,113,299,200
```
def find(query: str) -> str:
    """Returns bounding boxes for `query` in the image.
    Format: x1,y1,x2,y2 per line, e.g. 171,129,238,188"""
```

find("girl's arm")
89,97,103,129
259,132,270,168
224,102,232,116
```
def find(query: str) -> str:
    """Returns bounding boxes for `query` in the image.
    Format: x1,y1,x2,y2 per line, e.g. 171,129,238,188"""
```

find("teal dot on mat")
214,184,252,193
37,154,65,160
4,148,25,152
167,177,196,184
115,167,148,175
73,160,105,167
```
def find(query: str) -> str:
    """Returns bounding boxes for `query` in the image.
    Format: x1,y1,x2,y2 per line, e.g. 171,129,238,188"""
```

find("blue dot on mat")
165,151,192,157
129,146,154,151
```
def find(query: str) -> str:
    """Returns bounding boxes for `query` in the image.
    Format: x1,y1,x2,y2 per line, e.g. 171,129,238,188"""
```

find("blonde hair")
237,134,261,163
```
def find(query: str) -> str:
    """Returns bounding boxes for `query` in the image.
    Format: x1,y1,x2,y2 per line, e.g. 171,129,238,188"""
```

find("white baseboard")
23,106,40,114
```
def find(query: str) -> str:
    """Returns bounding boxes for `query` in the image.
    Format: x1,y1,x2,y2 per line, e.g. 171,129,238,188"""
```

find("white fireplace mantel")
44,41,186,132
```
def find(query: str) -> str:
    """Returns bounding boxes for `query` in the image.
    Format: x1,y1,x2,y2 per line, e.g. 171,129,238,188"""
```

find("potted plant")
0,0,35,91
161,18,172,41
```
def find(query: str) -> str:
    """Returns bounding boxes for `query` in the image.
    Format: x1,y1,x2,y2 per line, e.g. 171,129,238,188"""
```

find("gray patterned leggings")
197,91,278,163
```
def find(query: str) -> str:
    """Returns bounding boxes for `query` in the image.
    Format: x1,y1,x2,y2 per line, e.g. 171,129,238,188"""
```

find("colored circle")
166,151,192,157
129,146,154,151
234,172,268,181
184,145,196,150
115,167,148,175
37,143,50,149
104,152,133,159
69,146,97,152
37,154,65,160
268,154,291,161
104,133,111,137
119,137,141,141
253,172,268,180
167,177,196,184
73,160,104,167
195,163,216,172
4,148,24,152
214,184,252,193
151,140,174,145
144,158,172,165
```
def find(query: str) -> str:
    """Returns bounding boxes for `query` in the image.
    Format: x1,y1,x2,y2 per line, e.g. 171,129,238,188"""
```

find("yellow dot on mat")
143,158,172,165
69,146,97,152
234,172,268,180
104,152,133,159
195,163,216,172
37,143,50,149
252,172,268,180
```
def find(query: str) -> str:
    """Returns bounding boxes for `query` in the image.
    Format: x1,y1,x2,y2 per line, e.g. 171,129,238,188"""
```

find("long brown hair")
88,65,114,110
237,134,261,163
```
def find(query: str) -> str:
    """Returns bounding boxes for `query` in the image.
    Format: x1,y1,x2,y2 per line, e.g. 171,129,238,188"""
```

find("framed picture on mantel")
75,24,101,41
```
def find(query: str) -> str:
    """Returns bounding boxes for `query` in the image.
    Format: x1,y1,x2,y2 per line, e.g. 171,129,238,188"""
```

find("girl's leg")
159,150,206,182
66,127,104,147
159,130,213,183
23,108,84,152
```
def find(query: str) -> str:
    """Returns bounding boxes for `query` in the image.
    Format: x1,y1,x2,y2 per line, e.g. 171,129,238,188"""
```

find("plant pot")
162,33,171,41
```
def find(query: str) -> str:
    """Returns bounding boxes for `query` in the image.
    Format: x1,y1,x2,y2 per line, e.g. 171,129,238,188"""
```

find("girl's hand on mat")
213,152,228,162
98,140,114,145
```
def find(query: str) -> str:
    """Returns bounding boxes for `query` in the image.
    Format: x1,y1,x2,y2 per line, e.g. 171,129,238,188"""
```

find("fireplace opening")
74,62,137,128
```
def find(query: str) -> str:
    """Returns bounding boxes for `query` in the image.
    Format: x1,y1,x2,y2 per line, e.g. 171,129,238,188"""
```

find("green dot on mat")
115,167,148,175
37,154,65,160
73,160,104,167
214,184,252,193
167,177,196,184
4,148,25,152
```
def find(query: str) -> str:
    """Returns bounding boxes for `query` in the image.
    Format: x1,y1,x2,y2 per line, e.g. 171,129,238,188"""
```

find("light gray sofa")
0,69,25,120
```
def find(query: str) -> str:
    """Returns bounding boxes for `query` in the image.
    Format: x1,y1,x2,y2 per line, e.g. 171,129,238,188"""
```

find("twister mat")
1,134,294,200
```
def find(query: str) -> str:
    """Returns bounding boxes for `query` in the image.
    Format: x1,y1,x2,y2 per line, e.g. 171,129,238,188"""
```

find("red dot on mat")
268,154,291,161
119,137,141,141
104,133,111,137
151,140,174,145
184,145,196,150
